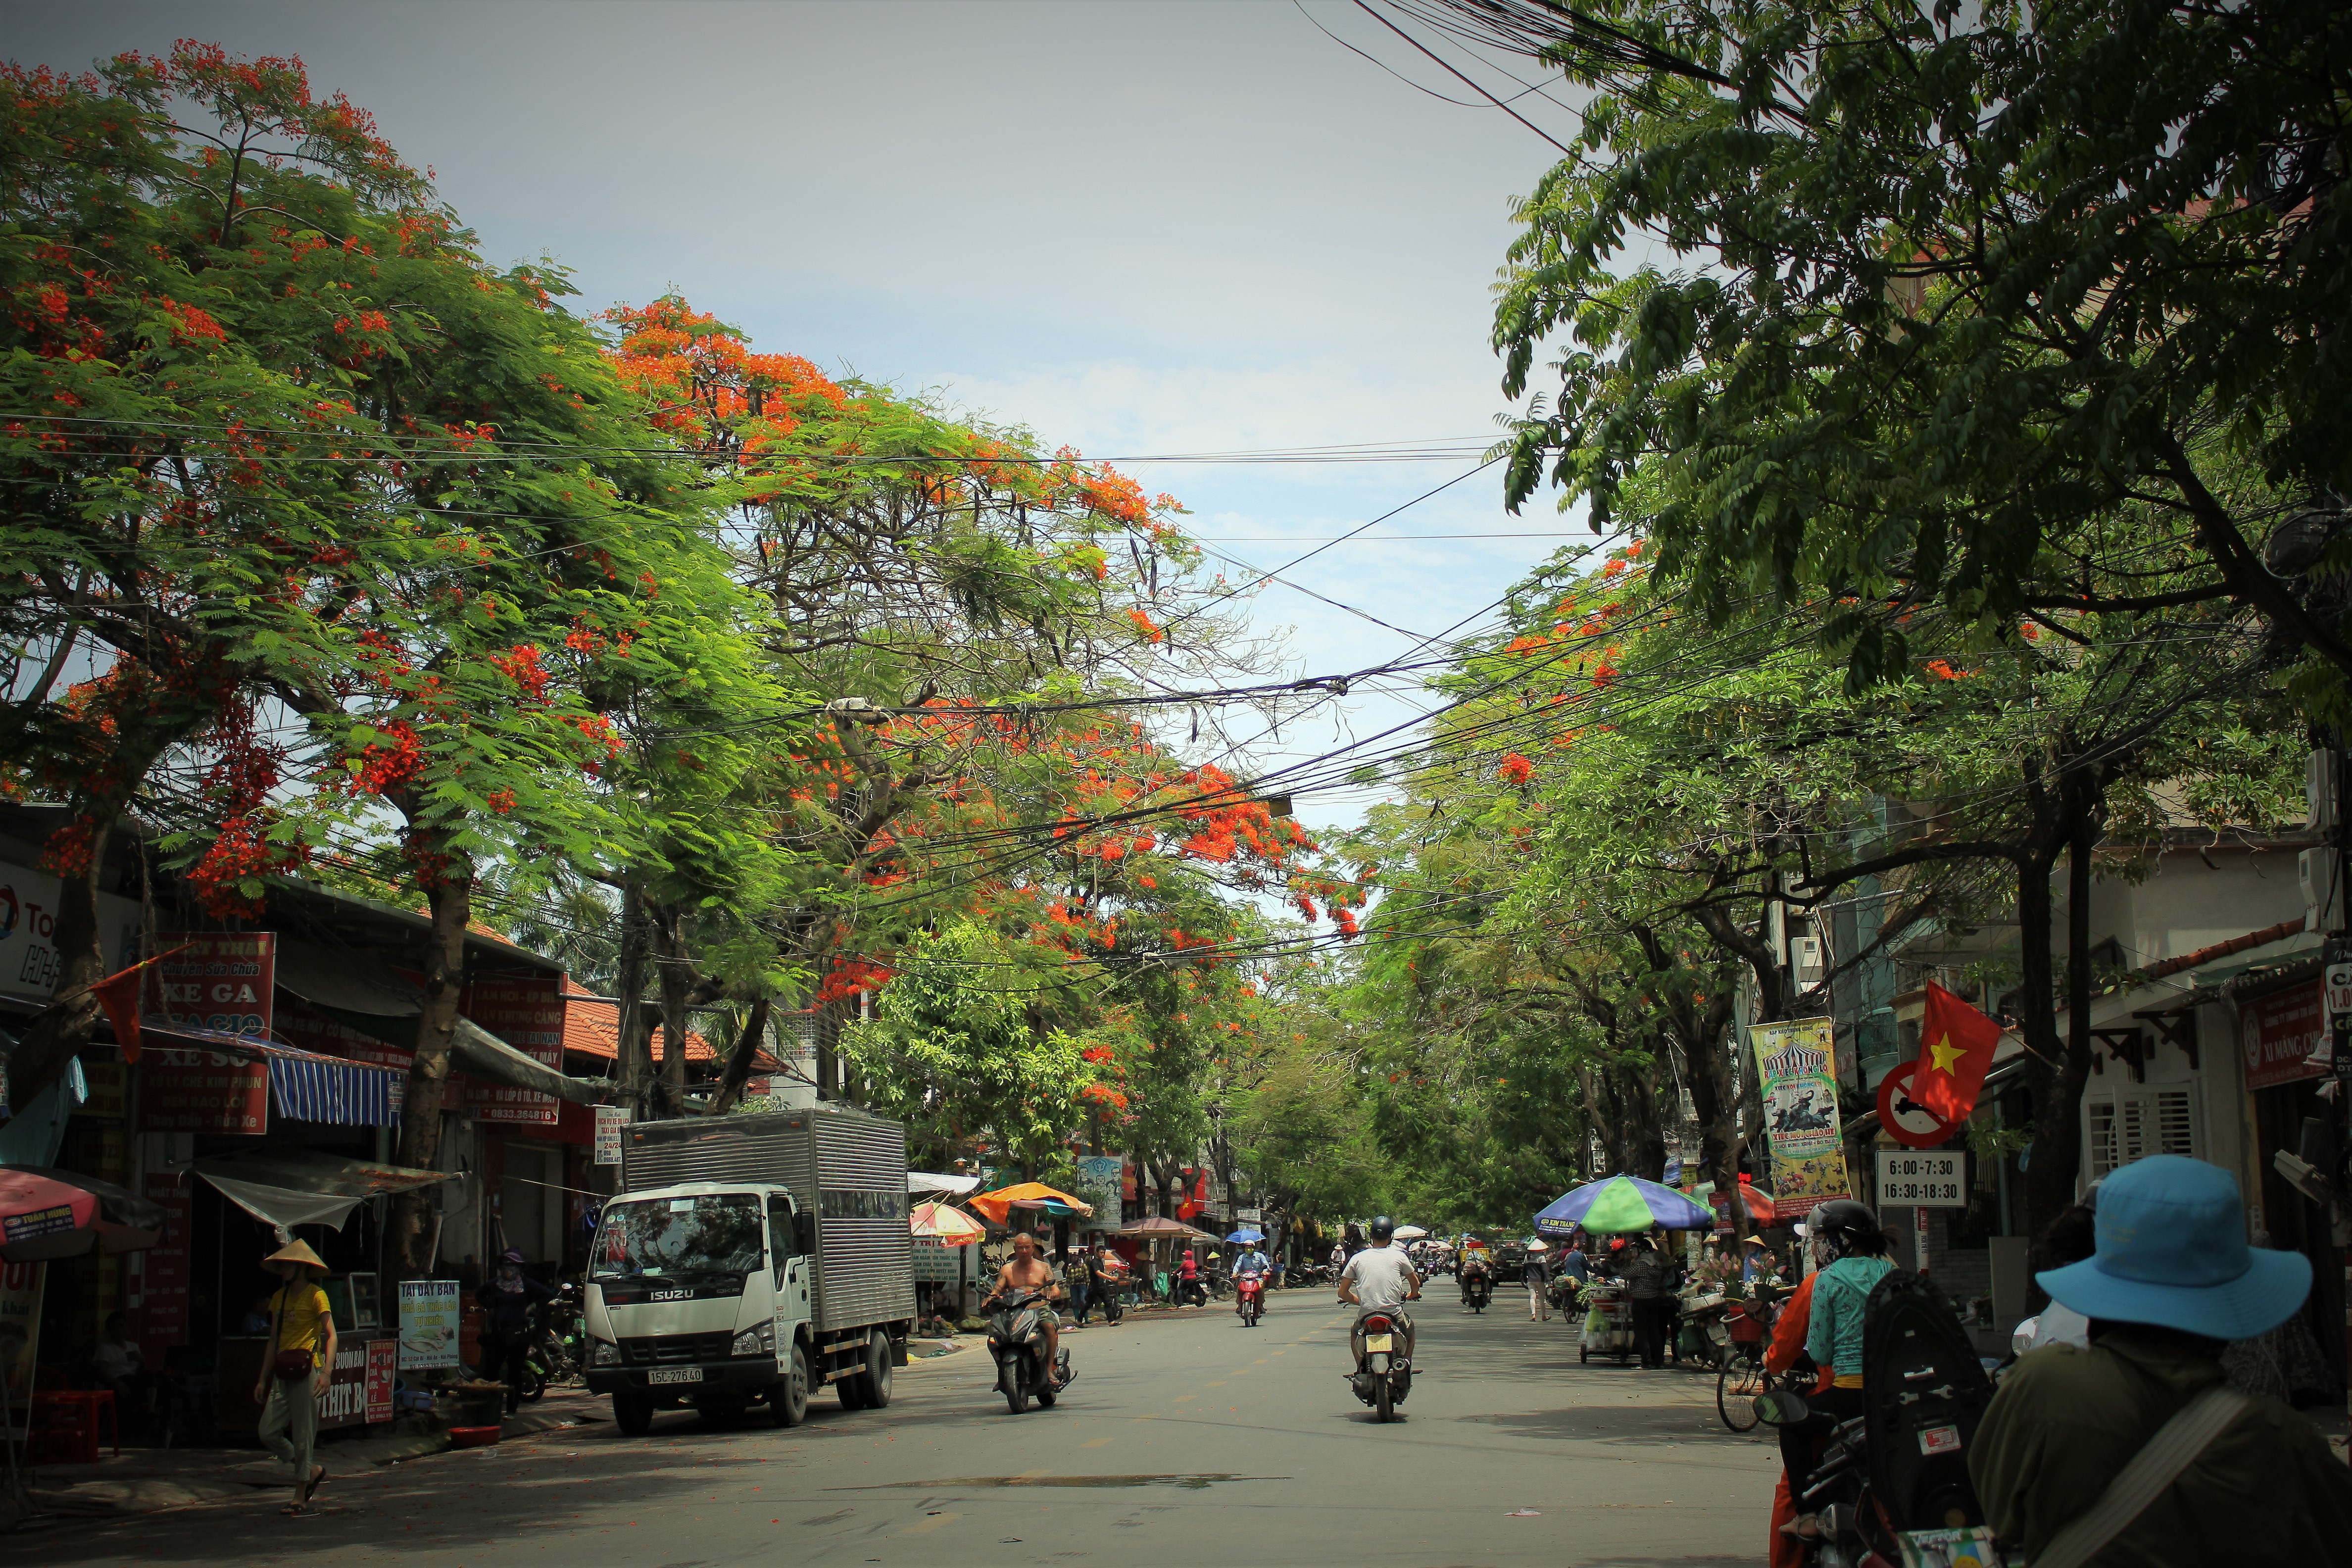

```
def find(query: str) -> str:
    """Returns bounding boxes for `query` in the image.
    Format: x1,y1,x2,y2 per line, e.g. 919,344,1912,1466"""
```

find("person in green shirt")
1970,1155,2352,1566
1780,1200,1894,1540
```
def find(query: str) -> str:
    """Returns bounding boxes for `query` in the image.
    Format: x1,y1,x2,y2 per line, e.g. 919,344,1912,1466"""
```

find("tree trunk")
705,996,775,1117
2024,805,2101,1247
651,902,691,1116
390,861,472,1279
615,880,653,1118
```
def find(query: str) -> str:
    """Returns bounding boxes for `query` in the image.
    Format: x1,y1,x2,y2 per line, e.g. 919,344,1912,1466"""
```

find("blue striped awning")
141,1025,401,1127
260,1043,399,1126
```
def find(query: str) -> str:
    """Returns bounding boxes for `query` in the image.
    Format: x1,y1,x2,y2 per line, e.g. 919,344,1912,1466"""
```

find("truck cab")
584,1180,818,1431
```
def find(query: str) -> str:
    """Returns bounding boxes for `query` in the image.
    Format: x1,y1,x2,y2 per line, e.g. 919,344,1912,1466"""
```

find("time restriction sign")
1875,1150,1968,1208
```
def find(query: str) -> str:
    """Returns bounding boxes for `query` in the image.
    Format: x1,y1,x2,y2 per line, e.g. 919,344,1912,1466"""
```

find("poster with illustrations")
1751,1017,1852,1219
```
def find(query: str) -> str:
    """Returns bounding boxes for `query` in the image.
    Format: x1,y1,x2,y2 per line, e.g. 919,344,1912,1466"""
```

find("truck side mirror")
794,1212,817,1258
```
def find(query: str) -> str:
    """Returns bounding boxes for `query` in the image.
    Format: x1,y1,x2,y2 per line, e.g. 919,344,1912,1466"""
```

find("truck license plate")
1365,1333,1393,1352
647,1368,702,1385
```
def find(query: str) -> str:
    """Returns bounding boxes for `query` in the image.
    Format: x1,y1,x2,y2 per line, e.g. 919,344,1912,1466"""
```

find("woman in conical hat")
256,1238,336,1514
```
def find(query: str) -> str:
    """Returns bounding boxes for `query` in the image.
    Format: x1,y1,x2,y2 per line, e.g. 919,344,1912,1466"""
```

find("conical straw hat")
264,1239,328,1273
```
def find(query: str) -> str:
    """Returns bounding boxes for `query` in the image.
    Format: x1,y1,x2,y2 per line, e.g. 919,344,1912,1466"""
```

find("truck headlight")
591,1339,622,1366
731,1324,774,1357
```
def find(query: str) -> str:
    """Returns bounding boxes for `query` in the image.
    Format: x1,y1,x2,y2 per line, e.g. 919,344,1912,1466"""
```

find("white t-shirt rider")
1341,1242,1421,1311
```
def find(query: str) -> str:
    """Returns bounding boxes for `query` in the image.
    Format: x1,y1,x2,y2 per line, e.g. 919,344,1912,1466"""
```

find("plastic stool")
29,1389,119,1464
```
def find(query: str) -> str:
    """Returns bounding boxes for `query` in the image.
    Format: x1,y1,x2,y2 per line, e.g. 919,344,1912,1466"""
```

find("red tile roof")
560,997,767,1066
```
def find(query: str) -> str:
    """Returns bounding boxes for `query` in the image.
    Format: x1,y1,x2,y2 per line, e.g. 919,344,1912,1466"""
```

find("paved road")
23,1294,1778,1568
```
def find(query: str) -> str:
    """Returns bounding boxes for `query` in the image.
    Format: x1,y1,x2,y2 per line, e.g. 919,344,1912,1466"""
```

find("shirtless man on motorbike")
984,1233,1065,1378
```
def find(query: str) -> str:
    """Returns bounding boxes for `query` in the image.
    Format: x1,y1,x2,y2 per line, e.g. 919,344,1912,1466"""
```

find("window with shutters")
2084,1085,2198,1179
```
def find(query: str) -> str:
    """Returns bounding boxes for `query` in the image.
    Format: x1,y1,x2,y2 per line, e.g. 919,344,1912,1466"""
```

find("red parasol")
0,1165,165,1262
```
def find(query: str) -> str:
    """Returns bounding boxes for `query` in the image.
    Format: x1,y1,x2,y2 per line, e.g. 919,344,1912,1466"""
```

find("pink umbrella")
0,1166,165,1262
910,1200,986,1248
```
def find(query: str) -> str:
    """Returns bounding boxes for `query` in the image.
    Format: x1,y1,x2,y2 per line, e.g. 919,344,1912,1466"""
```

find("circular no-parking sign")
1875,1060,1960,1150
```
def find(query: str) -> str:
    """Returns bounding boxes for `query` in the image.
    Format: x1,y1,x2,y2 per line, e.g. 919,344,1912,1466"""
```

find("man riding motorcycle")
1231,1242,1273,1319
982,1234,1067,1385
1339,1215,1421,1346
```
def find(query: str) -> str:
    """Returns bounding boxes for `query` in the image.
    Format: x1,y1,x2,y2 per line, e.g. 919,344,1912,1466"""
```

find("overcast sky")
7,0,1606,828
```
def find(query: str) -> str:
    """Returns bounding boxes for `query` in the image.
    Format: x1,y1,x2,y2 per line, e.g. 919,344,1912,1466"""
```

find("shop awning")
143,1024,402,1127
909,1171,981,1195
192,1147,455,1238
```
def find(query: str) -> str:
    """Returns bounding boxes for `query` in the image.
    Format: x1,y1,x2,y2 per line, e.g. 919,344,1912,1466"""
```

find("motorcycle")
1235,1273,1265,1327
1461,1269,1492,1314
511,1286,584,1401
1754,1273,1999,1566
985,1288,1073,1415
1347,1307,1414,1421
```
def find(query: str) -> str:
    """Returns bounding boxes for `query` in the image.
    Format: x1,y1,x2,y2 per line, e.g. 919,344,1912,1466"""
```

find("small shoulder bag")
270,1288,316,1380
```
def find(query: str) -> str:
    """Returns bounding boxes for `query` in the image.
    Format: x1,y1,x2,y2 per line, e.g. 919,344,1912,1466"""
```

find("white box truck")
583,1107,915,1433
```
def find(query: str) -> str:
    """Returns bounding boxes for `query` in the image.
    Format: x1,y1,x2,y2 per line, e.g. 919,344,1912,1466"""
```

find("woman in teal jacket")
1782,1201,1894,1541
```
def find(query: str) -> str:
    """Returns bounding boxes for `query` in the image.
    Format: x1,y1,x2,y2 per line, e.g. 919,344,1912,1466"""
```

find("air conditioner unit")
2299,848,2341,934
1792,936,1824,987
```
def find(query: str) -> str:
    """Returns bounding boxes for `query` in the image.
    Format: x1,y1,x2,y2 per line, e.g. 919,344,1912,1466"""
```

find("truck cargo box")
621,1107,914,1334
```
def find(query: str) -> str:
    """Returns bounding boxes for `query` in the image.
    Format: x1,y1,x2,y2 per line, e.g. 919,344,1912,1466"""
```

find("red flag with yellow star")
1914,982,2002,1122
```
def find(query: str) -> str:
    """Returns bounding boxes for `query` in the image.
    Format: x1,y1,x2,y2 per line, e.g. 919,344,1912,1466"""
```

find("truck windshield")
592,1194,765,1281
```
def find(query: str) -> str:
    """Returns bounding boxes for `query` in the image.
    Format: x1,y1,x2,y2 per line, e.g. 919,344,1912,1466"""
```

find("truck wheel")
613,1392,654,1436
769,1344,810,1427
855,1328,893,1410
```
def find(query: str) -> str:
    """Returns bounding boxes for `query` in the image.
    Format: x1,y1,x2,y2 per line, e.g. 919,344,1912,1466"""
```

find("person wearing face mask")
477,1247,558,1414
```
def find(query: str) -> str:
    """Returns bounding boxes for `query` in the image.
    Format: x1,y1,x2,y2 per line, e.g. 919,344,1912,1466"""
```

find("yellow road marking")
1082,1436,1115,1449
1205,1381,1226,1388
1173,1394,1196,1403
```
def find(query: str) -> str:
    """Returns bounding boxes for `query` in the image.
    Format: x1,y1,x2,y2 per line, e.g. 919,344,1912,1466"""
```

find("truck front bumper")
587,1359,779,1399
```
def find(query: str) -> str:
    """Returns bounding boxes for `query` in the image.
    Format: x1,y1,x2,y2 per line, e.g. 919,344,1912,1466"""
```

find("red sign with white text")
462,974,564,1126
144,932,275,1037
137,1051,268,1133
136,1173,192,1366
2243,982,2325,1091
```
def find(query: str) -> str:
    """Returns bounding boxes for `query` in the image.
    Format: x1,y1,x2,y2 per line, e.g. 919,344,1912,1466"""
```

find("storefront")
2229,973,2346,1395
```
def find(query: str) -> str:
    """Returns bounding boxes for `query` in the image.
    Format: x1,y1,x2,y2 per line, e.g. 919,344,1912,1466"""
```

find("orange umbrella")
966,1181,1093,1225
910,1200,986,1247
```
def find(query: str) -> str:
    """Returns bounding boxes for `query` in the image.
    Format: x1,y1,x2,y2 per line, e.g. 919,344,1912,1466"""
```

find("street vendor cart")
1577,1278,1638,1364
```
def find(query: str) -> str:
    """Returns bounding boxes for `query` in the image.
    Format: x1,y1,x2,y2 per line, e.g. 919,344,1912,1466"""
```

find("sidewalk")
5,1386,610,1525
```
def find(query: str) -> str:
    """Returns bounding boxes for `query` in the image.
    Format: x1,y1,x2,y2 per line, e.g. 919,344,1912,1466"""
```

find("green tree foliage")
1489,0,2351,697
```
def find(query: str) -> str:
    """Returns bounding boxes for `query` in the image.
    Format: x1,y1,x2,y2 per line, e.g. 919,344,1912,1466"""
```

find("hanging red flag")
1912,982,2003,1123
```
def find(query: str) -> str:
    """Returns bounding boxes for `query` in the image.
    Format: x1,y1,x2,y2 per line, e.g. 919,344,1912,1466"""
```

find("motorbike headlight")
731,1323,774,1357
591,1339,621,1367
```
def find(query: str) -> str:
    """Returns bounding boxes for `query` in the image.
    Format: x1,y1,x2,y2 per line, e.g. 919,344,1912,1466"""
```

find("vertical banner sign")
365,1338,397,1423
2325,962,2352,1080
137,1173,192,1369
1751,1017,1853,1219
145,932,275,1035
0,1260,44,1403
593,1104,629,1165
396,1279,463,1370
462,975,565,1126
1071,1156,1124,1232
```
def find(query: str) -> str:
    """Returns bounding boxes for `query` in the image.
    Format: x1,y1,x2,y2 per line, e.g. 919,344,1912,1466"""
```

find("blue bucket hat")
2037,1155,2309,1341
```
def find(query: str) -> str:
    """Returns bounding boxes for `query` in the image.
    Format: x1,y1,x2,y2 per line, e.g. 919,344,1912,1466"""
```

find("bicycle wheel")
1717,1358,1768,1432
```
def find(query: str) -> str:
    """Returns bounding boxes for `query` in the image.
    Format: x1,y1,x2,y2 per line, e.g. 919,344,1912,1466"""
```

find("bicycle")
1716,1343,1781,1431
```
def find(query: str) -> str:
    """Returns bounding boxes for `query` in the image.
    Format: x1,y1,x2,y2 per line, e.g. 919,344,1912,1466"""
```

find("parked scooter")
1236,1274,1265,1327
1347,1308,1414,1421
986,1288,1073,1414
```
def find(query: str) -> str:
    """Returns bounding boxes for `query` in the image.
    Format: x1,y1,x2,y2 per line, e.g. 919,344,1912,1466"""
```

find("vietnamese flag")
1914,982,2002,1122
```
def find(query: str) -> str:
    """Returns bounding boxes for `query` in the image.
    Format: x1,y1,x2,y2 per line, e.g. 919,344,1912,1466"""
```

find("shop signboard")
0,860,141,1005
1874,1149,1968,1208
1070,1156,1123,1231
0,1260,43,1403
397,1279,463,1370
1751,1016,1853,1219
593,1104,629,1165
137,1051,269,1134
318,1334,398,1430
366,1336,397,1423
145,931,275,1037
135,1173,191,1369
2242,982,2326,1091
462,974,564,1126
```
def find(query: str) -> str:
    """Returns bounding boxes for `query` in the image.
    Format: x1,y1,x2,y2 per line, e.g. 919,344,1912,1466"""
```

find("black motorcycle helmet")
1807,1199,1885,1261
1369,1215,1396,1241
